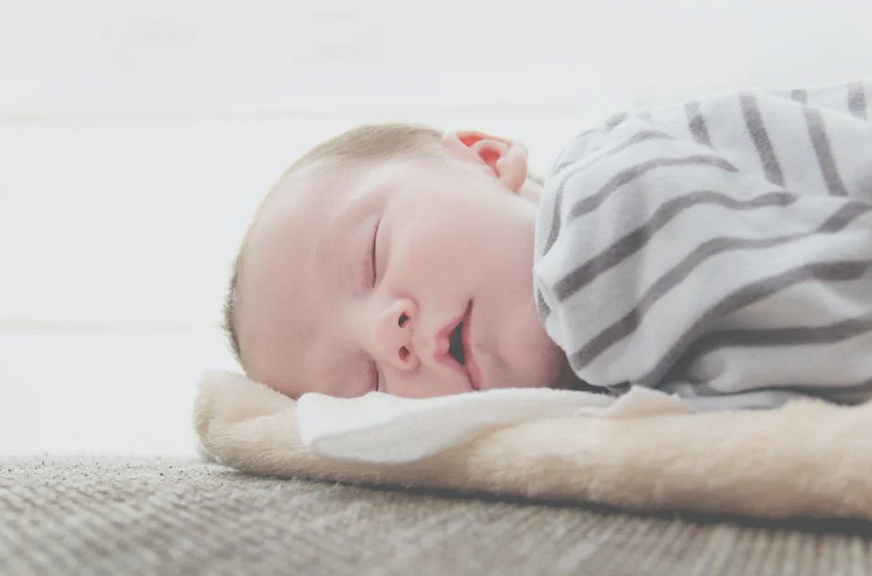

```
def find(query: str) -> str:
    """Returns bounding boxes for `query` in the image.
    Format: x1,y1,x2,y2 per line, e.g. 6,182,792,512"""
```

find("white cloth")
298,386,694,463
535,80,872,408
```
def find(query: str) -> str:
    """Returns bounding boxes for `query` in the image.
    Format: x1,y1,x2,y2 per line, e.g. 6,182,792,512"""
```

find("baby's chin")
488,300,571,391
481,352,573,392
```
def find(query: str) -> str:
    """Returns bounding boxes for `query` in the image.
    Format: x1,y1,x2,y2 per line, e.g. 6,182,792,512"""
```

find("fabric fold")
297,386,694,463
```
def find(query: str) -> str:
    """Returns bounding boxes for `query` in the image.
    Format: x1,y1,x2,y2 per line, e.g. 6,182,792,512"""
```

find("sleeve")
533,101,872,408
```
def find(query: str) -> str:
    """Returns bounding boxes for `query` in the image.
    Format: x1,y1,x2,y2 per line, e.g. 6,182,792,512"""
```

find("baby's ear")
442,131,528,193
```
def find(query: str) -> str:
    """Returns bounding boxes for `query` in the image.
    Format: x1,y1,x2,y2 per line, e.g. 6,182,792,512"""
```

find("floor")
4,455,871,576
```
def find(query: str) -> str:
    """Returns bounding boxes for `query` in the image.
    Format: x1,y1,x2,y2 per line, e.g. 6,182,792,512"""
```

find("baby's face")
236,137,571,398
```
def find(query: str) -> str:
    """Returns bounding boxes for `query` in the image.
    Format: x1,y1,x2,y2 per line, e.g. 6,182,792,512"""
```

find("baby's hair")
223,123,445,368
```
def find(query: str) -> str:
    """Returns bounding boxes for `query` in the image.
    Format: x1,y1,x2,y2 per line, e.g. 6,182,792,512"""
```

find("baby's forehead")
235,162,372,391
237,158,375,300
244,153,444,286
246,164,348,247
263,161,345,213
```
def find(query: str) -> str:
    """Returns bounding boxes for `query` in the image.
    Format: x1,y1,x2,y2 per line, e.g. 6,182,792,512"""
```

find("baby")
224,80,872,410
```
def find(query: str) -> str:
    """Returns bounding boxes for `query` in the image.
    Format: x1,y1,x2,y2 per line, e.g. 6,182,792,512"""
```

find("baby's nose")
372,298,420,371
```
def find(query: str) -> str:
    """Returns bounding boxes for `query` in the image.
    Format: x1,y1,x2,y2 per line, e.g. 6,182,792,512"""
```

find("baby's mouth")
436,301,481,390
448,322,465,366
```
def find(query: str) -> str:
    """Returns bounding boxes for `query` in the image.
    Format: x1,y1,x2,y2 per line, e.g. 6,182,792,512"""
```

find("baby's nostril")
398,346,410,361
398,313,409,327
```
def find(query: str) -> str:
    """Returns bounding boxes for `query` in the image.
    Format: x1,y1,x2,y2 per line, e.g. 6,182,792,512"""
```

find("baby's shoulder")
548,112,673,179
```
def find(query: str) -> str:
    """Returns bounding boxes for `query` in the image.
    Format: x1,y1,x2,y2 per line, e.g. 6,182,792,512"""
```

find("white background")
1,0,870,454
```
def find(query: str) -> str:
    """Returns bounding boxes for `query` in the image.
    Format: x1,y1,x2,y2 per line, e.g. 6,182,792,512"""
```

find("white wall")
1,0,870,453
3,0,871,326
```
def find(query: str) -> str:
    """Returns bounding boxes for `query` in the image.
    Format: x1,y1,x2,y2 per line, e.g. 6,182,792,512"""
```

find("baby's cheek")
396,226,466,281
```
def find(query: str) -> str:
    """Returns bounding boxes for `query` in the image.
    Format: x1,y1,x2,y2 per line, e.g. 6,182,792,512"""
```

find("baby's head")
225,123,573,399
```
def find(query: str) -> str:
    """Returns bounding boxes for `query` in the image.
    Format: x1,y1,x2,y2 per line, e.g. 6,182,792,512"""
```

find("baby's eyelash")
370,218,381,287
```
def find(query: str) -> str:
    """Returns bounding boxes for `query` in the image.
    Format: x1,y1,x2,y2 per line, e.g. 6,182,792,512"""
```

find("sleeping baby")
223,80,872,410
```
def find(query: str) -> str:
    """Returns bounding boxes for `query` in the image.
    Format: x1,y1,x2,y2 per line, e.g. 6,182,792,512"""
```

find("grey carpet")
1,456,871,576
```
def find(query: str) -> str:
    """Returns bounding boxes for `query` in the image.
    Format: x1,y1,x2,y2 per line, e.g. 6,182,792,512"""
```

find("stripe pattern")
791,88,850,196
534,80,872,409
685,101,712,145
740,92,785,186
848,81,868,119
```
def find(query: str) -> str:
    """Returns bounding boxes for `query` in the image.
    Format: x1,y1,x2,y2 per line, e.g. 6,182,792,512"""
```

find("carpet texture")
2,456,872,576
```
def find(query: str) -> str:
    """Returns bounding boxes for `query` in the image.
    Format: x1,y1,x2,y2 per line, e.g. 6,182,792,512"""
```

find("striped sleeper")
533,79,872,409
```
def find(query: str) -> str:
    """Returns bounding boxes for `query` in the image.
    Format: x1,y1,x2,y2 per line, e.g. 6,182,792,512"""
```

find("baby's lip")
433,304,474,386
434,312,462,356
461,301,482,390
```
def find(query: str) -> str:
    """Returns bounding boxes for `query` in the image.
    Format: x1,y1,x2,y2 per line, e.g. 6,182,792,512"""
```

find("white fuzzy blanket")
195,370,872,520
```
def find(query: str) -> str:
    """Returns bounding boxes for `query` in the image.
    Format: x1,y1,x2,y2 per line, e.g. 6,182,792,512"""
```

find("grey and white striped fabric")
534,80,872,409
